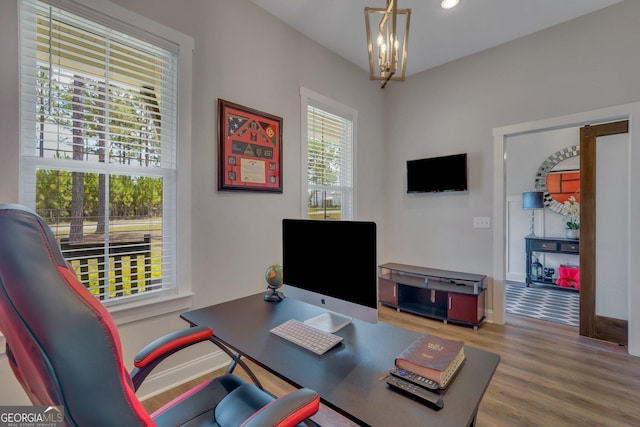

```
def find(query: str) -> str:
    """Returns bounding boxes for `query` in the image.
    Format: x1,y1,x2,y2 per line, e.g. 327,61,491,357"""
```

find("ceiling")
249,0,623,77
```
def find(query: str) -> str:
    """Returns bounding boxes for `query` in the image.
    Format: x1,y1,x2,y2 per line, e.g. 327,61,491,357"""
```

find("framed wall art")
218,99,283,192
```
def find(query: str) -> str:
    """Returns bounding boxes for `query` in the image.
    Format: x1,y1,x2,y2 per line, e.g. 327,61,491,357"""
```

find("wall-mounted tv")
406,153,468,193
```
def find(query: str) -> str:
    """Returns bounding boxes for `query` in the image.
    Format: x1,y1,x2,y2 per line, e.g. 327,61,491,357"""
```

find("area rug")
505,282,579,327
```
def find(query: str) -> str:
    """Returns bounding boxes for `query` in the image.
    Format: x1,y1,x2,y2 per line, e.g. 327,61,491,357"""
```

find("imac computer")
281,219,378,333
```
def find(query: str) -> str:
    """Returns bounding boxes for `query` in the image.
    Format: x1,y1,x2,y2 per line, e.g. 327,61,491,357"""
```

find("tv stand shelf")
378,263,486,330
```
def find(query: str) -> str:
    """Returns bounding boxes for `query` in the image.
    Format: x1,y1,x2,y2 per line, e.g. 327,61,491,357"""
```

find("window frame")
17,0,194,325
300,87,357,220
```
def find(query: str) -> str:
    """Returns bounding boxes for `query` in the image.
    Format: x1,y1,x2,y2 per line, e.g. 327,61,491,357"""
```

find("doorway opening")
492,102,639,356
503,126,582,328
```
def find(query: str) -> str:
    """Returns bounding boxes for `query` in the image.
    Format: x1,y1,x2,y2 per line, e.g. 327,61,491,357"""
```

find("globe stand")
264,264,284,302
264,286,284,302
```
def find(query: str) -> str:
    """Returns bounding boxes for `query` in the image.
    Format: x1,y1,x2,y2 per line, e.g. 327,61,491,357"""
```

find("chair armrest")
241,388,320,427
130,326,213,390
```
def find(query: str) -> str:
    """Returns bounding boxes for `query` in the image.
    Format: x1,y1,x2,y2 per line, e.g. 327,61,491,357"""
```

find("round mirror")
534,145,580,214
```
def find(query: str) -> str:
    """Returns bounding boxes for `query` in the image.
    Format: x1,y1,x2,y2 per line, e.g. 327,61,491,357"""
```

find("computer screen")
281,219,378,333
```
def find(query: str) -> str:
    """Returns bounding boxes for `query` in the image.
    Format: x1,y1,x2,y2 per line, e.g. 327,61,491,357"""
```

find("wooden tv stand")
378,263,487,330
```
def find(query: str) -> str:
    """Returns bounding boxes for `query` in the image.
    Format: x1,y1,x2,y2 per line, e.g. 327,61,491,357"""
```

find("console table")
525,236,579,288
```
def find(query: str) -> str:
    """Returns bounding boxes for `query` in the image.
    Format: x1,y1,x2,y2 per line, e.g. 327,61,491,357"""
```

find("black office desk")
181,293,499,427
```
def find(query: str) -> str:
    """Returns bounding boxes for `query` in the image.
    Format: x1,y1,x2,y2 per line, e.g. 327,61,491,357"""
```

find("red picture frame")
218,99,283,192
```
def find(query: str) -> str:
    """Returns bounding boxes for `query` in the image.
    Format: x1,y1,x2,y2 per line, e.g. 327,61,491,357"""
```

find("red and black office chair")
0,204,319,426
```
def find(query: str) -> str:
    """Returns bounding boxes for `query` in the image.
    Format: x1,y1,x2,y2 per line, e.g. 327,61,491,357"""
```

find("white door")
595,133,629,321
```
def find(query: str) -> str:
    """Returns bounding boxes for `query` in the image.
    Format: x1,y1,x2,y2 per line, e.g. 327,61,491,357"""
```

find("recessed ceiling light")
441,0,460,9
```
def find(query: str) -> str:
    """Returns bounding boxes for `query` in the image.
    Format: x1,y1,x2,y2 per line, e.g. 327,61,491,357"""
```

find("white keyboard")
270,319,343,355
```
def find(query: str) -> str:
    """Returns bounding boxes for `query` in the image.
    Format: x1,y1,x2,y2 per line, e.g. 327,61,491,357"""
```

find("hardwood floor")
142,306,640,426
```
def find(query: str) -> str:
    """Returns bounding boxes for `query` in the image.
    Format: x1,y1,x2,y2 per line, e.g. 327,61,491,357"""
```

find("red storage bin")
556,265,580,290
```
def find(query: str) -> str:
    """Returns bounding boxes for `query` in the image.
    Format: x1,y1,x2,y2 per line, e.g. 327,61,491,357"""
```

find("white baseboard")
506,272,526,283
136,349,231,401
485,308,494,324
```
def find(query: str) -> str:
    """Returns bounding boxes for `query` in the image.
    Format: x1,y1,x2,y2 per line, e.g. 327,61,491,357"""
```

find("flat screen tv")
406,153,468,193
281,219,378,333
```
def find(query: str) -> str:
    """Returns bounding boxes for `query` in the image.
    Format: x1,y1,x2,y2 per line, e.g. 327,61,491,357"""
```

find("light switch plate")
473,217,491,228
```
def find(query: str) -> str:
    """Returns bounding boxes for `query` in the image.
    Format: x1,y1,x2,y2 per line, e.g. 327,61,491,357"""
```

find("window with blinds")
19,0,178,304
303,89,356,220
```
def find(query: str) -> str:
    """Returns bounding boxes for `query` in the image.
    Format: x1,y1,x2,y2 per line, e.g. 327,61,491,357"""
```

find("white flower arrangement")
561,195,580,229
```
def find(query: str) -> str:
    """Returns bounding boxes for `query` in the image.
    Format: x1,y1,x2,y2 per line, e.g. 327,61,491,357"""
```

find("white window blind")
303,90,355,220
19,0,178,305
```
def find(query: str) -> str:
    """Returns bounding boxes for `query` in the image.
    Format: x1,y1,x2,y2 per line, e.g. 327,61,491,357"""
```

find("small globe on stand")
264,264,284,302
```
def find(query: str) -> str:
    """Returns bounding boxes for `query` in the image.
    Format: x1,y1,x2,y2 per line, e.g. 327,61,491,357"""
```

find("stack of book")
394,334,466,389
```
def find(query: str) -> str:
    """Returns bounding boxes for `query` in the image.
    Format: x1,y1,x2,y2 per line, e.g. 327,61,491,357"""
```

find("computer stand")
304,311,352,333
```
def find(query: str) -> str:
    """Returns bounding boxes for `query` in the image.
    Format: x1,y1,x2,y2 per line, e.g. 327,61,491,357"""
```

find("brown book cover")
395,334,465,388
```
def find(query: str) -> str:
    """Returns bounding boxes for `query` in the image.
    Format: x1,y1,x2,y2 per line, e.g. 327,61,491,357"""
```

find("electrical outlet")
473,217,491,229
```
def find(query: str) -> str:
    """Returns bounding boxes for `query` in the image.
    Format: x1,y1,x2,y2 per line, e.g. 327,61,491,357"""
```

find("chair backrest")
0,204,153,427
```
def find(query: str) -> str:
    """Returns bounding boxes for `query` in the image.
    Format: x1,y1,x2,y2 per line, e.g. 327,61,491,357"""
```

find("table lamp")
522,191,544,237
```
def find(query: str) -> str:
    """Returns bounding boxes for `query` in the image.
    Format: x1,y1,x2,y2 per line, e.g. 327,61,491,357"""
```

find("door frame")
492,102,640,356
580,121,629,344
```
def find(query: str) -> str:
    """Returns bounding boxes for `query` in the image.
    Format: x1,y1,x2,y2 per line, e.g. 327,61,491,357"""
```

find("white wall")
2,0,640,406
0,0,385,404
384,1,640,353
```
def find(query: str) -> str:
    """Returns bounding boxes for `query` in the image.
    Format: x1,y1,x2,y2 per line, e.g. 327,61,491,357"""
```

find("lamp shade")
522,191,544,209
